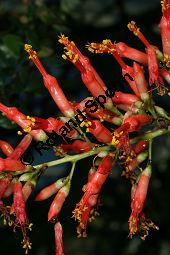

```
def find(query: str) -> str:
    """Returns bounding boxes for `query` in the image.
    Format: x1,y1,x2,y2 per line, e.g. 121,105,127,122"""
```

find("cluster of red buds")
1,0,170,254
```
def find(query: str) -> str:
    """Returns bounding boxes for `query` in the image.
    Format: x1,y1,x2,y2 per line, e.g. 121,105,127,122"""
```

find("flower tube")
25,44,75,118
160,0,170,66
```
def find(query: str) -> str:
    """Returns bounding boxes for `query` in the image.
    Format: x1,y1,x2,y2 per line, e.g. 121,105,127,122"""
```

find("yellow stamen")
102,39,111,45
80,120,92,128
88,47,94,53
24,44,37,59
127,21,140,36
161,0,170,12
58,34,68,44
163,56,170,67
62,54,67,60
112,136,119,146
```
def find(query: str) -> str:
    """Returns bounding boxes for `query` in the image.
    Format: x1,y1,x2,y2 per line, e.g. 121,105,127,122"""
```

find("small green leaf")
2,34,23,57
0,114,17,130
60,0,80,13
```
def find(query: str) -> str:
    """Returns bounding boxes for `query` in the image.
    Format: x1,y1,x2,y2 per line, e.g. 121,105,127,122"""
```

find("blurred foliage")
0,0,83,129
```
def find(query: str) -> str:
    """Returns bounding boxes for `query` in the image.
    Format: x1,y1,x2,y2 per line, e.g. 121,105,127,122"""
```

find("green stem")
148,139,152,163
33,125,170,169
34,145,111,169
130,126,170,143
68,161,76,181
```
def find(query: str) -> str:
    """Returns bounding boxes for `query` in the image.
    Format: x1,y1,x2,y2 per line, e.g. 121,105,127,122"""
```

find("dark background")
0,0,170,254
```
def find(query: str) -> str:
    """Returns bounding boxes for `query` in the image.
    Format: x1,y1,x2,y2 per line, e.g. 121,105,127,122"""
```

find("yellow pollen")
71,40,75,45
24,44,32,53
127,21,140,36
22,237,32,254
112,136,119,146
102,39,111,45
73,54,79,63
24,44,37,59
58,34,68,44
161,0,170,11
66,50,73,57
163,56,170,67
28,223,33,231
24,127,32,133
80,120,92,128
88,47,94,53
62,54,67,60
17,131,23,135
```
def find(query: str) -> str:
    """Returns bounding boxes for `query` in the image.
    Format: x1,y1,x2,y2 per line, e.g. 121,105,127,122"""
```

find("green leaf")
2,34,23,58
60,0,80,13
0,114,17,130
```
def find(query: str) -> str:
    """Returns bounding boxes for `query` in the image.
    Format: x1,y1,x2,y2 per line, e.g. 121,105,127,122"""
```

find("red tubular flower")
43,74,75,117
115,104,139,114
112,115,150,157
2,180,15,198
160,0,170,66
29,129,48,141
146,45,164,93
0,140,14,156
73,155,114,237
24,44,75,118
134,140,149,154
133,62,149,101
58,35,107,91
22,181,35,202
13,180,32,253
73,98,121,125
0,103,47,140
114,42,148,65
123,151,148,177
35,177,66,201
80,69,109,98
33,117,77,138
58,35,117,113
0,103,34,130
59,140,93,154
112,123,132,155
159,68,170,83
112,91,141,107
127,21,150,47
127,21,166,95
13,181,28,225
87,120,113,144
48,184,70,221
87,40,139,96
0,158,26,171
0,177,11,199
54,222,64,255
86,108,121,125
122,66,139,96
82,167,96,192
9,134,32,160
123,114,151,132
34,117,63,133
128,165,151,237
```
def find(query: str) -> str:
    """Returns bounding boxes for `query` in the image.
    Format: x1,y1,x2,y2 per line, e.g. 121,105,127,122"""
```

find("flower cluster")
1,0,170,254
